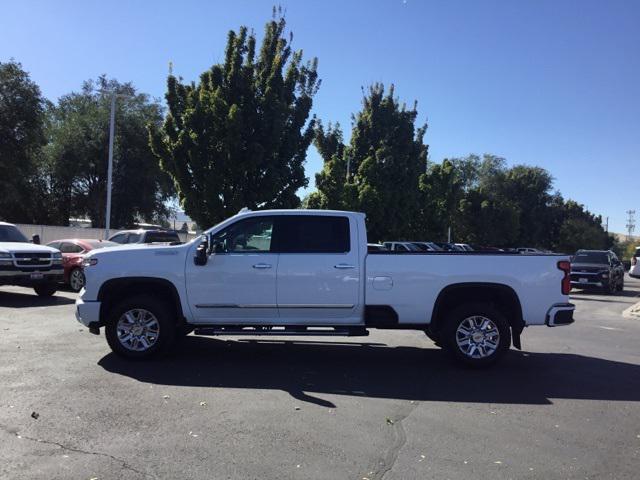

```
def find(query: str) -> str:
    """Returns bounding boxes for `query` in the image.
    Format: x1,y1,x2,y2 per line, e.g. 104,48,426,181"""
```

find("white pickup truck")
1,222,64,296
75,209,575,367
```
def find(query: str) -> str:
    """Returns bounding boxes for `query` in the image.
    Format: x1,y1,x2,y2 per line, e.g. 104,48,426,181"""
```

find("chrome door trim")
195,303,354,309
278,304,355,309
195,304,278,309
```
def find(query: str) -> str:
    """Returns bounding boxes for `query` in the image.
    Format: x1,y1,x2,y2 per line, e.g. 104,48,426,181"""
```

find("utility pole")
105,92,116,238
626,210,636,241
100,89,131,238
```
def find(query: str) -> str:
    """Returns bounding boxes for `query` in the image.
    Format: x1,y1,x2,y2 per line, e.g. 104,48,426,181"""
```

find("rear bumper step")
193,326,369,337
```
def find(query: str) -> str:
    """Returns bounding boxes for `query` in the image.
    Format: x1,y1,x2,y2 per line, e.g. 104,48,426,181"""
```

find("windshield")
0,225,29,243
573,251,609,264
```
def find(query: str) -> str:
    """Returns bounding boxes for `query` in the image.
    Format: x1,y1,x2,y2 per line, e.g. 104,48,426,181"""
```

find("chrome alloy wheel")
116,309,160,352
455,315,500,359
69,269,85,291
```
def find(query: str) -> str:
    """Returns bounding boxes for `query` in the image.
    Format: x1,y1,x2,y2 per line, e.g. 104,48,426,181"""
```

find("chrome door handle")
334,264,356,269
253,263,272,269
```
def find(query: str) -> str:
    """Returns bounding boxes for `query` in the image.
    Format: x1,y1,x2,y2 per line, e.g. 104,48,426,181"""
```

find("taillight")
557,260,571,295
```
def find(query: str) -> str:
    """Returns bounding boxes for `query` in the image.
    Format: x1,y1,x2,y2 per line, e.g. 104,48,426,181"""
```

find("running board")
193,326,369,337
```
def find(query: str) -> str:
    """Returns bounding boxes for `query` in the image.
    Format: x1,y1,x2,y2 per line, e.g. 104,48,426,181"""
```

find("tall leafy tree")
0,60,47,223
46,77,173,227
150,13,320,228
309,84,427,242
553,199,610,253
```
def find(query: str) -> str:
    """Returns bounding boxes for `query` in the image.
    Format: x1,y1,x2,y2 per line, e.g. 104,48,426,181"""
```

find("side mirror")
32,234,41,245
193,235,209,266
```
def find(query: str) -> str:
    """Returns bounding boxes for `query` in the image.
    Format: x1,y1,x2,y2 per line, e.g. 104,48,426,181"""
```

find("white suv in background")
630,247,640,278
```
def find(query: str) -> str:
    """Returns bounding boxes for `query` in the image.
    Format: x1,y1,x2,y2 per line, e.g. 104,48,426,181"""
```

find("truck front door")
185,216,279,323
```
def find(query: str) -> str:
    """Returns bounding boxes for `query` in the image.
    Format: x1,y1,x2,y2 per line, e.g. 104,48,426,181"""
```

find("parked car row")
377,242,547,253
381,241,472,252
0,222,183,296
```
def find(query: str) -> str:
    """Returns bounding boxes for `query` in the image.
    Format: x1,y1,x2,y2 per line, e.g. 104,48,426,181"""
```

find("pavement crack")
369,402,419,480
3,424,155,479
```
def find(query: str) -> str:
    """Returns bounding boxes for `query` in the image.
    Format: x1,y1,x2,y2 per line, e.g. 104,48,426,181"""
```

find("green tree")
305,122,351,210
309,84,427,242
553,200,609,253
416,159,461,240
0,60,47,223
46,77,173,227
150,14,320,229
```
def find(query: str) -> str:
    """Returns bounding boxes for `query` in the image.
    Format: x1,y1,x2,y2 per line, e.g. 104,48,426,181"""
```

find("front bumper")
0,270,63,286
75,297,101,328
570,272,609,289
546,303,575,327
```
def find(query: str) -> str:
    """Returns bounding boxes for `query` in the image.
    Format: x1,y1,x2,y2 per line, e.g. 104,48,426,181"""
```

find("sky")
1,0,639,233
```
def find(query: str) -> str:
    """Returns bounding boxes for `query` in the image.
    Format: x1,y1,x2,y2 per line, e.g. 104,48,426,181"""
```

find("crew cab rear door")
273,214,362,324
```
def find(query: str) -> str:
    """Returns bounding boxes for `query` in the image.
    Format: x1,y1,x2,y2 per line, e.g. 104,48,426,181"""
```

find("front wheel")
442,303,511,368
69,268,85,292
105,294,176,359
34,283,57,297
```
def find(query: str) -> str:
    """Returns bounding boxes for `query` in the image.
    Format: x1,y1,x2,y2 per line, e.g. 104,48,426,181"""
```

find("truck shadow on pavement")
0,290,75,308
98,336,640,408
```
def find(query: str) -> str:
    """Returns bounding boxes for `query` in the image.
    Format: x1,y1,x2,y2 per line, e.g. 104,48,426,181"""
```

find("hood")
0,242,60,254
85,242,186,259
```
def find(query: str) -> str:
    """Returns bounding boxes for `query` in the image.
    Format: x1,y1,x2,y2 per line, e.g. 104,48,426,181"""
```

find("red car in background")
46,239,118,292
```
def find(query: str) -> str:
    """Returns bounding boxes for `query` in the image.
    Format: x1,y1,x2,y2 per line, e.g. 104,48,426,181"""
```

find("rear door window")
274,215,350,253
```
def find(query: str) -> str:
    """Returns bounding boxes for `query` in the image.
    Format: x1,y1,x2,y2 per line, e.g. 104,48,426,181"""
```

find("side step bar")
193,326,369,337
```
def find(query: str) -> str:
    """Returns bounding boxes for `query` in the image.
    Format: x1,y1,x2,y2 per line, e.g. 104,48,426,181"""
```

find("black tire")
424,326,442,347
602,281,614,295
34,283,57,297
105,294,176,359
618,277,624,292
68,267,85,292
442,302,511,368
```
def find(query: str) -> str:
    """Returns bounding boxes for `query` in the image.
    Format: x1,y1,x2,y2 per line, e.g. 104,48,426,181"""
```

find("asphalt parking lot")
2,278,640,480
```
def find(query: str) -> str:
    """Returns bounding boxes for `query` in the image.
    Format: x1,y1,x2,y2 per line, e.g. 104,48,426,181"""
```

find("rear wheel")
105,294,176,359
442,302,510,368
618,276,624,292
34,283,57,297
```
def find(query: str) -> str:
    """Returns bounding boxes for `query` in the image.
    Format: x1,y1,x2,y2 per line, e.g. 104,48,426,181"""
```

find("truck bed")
365,251,566,326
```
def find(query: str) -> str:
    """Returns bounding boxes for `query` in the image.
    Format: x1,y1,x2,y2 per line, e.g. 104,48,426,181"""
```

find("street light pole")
105,92,116,238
